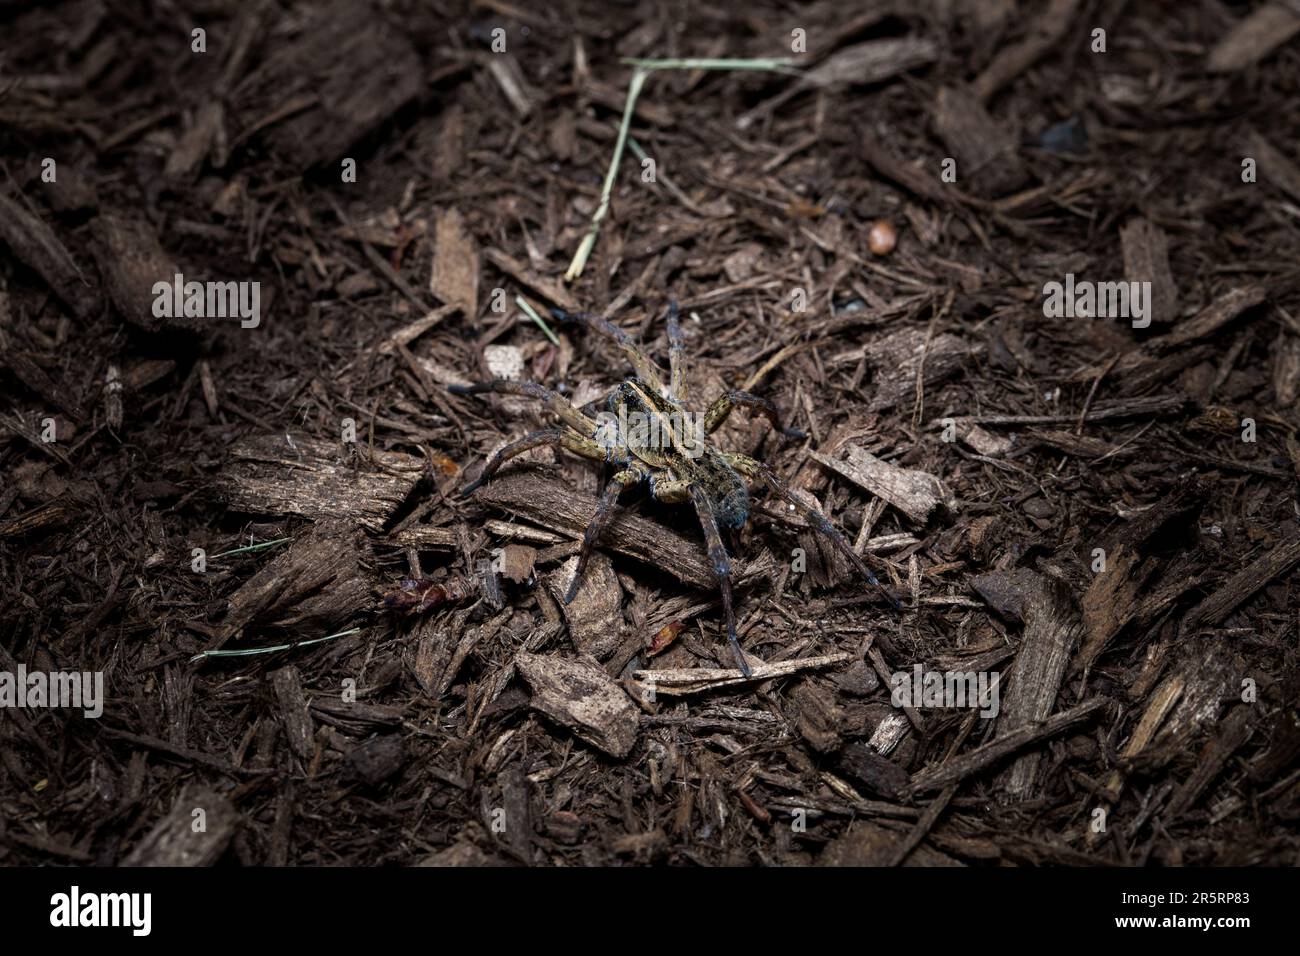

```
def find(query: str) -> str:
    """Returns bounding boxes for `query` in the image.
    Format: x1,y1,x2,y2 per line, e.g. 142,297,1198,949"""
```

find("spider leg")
564,462,648,604
448,379,596,435
550,308,668,394
703,389,806,439
648,475,692,503
461,428,603,495
725,454,899,610
688,484,753,677
722,452,765,476
665,300,687,402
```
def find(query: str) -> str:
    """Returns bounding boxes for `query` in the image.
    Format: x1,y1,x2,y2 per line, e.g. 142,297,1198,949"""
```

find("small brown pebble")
867,219,897,256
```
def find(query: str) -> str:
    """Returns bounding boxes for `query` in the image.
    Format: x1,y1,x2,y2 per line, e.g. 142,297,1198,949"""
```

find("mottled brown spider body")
601,378,751,529
449,303,896,676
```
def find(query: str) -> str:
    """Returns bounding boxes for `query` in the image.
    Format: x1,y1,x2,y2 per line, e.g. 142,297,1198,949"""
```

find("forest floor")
1,0,1299,866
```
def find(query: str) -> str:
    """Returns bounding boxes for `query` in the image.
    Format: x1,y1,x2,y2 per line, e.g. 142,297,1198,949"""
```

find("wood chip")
0,190,96,320
516,651,640,758
1167,706,1253,817
1120,217,1179,327
270,665,315,763
91,214,198,333
219,433,423,530
1098,671,1184,806
933,84,1027,198
996,575,1083,799
229,0,421,169
546,553,623,660
496,543,536,584
812,444,954,524
1247,129,1300,204
121,784,238,866
860,131,971,207
0,347,84,419
970,567,1045,623
430,207,478,317
345,734,408,786
484,343,525,380
963,424,1014,456
483,247,579,313
802,37,937,87
207,519,372,653
908,698,1107,795
485,55,533,117
863,327,969,411
164,100,225,182
1183,532,1300,633
837,742,910,800
1207,2,1300,72
1272,332,1300,408
790,681,843,753
1077,481,1205,671
375,305,459,354
972,0,1081,103
1153,285,1266,350
633,652,852,696
820,820,963,866
387,525,459,549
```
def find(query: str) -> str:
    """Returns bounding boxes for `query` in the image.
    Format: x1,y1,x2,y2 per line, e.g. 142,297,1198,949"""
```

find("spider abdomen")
715,481,751,530
691,451,751,530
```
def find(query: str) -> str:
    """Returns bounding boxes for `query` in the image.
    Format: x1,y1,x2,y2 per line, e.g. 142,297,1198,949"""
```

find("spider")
449,302,898,676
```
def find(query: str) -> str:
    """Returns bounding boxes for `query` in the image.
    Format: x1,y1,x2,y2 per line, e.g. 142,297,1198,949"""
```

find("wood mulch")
1,0,1298,866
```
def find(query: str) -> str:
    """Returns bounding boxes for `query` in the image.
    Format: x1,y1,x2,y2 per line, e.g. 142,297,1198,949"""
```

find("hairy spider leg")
460,427,604,495
563,462,649,604
703,389,807,440
688,484,753,677
725,453,900,610
665,300,687,402
549,308,668,395
448,379,596,435
648,475,692,503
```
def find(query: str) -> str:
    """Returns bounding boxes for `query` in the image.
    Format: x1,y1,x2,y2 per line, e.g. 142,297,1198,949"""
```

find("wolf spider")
449,303,897,676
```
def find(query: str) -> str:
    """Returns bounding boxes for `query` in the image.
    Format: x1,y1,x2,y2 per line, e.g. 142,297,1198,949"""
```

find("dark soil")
2,0,1299,867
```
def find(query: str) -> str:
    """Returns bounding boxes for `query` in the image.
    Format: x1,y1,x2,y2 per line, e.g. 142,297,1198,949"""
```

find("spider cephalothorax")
450,302,897,676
